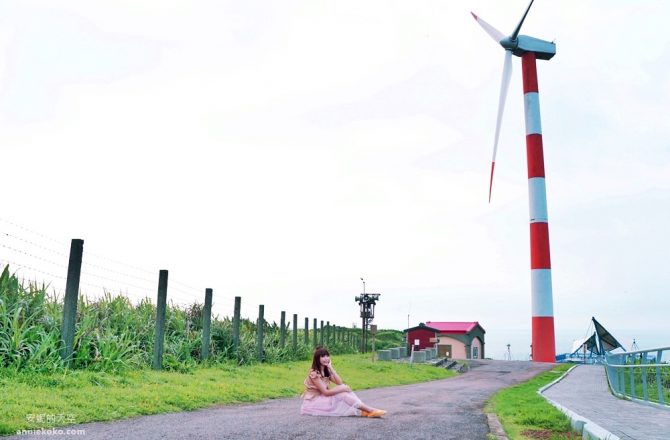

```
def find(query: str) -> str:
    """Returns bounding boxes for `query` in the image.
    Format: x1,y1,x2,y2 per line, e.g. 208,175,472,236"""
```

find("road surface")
8,360,554,440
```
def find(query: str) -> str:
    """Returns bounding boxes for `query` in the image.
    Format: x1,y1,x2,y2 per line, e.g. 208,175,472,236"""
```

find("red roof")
425,321,481,334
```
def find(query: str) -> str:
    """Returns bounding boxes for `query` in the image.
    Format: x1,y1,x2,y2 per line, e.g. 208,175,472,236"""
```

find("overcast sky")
1,0,669,360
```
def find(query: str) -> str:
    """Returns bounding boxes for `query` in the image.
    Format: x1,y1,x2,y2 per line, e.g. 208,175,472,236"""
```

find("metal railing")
556,352,601,364
604,346,670,407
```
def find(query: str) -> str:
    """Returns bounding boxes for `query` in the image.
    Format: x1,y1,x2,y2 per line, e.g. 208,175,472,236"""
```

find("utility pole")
355,279,381,354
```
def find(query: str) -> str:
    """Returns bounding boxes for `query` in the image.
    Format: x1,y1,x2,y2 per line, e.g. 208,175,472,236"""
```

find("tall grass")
374,329,406,350
0,266,60,373
0,265,357,374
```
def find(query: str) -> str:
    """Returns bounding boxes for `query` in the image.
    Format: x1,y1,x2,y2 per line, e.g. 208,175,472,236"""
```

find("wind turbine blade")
471,12,504,43
511,0,535,40
489,50,513,203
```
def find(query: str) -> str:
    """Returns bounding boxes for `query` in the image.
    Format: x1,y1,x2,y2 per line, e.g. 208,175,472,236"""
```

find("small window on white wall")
473,347,479,359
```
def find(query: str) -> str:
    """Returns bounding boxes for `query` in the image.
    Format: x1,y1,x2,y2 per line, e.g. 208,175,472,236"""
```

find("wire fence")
0,217,365,370
2,217,281,321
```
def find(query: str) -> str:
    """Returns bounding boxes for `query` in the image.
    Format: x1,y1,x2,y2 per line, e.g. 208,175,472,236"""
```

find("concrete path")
542,364,670,440
7,360,553,440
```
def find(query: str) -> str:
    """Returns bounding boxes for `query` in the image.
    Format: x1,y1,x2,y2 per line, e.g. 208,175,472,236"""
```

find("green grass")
0,353,455,435
485,364,575,440
371,329,405,350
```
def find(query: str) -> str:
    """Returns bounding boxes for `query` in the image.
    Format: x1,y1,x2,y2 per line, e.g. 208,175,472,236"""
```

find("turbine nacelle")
500,35,556,60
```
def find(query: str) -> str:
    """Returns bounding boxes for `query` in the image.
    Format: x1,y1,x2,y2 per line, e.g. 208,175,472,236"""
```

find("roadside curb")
538,365,621,440
486,413,509,440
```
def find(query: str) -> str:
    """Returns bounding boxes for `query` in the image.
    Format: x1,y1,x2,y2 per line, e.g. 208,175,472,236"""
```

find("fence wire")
1,218,313,325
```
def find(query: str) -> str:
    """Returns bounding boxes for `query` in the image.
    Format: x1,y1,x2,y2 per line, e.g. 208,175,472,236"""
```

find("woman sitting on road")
300,346,386,418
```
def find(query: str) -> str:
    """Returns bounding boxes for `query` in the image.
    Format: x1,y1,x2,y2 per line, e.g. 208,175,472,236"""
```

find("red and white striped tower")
521,52,555,362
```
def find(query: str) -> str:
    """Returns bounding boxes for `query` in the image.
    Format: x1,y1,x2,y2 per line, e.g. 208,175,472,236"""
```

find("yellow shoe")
360,410,370,417
366,409,387,418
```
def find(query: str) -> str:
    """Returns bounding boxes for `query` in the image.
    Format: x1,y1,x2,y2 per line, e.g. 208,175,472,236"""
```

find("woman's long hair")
310,346,330,377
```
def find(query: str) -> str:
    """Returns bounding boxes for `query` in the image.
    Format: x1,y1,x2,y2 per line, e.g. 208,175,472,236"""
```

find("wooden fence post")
326,321,330,345
60,238,84,365
304,317,309,346
153,270,169,370
233,296,241,358
256,305,265,361
201,288,213,361
292,314,298,352
320,320,324,346
313,318,317,348
280,311,286,348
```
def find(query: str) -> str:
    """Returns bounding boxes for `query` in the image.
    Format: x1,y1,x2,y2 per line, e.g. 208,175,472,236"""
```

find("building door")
438,345,452,358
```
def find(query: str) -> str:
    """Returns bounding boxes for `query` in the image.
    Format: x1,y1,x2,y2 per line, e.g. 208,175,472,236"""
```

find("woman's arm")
311,373,350,396
326,363,344,385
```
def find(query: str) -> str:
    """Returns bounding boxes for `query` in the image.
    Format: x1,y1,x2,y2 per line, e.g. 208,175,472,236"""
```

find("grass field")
0,353,455,436
485,364,576,440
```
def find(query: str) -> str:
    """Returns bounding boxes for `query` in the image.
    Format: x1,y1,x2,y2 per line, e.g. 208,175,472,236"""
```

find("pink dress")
300,369,363,417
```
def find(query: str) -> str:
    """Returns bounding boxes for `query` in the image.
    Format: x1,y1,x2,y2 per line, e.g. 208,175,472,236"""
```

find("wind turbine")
472,0,556,363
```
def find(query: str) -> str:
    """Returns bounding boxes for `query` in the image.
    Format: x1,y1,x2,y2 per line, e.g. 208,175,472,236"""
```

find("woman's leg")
358,403,376,412
339,391,377,413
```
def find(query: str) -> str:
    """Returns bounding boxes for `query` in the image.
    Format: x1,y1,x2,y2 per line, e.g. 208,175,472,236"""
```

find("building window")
473,347,479,359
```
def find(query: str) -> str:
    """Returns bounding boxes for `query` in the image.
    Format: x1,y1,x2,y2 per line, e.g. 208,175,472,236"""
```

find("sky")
1,0,669,361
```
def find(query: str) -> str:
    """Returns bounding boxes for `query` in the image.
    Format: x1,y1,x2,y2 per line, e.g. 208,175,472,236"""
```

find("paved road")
8,360,554,440
542,364,670,440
